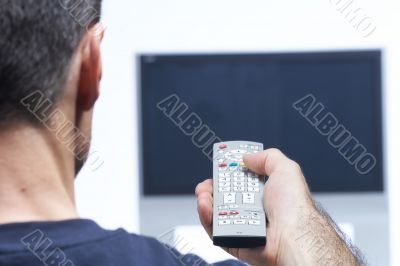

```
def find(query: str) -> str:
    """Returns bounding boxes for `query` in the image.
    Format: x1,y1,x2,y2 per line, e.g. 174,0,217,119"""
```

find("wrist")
274,203,320,266
276,204,358,266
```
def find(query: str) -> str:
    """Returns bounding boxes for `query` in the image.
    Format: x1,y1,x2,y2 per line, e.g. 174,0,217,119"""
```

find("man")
0,1,365,265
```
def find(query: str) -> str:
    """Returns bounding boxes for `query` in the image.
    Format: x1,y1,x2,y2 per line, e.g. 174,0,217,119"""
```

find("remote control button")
249,220,261,225
219,187,231,192
219,173,231,178
219,163,227,168
218,205,228,210
229,211,239,215
241,215,251,219
219,144,227,149
239,144,248,148
229,204,239,209
231,155,243,161
218,159,225,163
219,220,231,225
233,220,246,225
233,187,245,192
248,182,259,187
233,182,245,187
224,193,236,204
248,177,258,182
224,152,232,157
231,149,247,154
233,172,245,177
229,163,238,167
219,177,231,182
218,212,228,216
233,177,245,182
247,187,260,192
229,215,240,219
218,216,228,220
239,162,246,167
219,182,231,187
252,216,261,220
243,193,255,204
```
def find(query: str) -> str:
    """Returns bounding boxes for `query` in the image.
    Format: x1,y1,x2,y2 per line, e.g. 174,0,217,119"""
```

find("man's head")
0,0,104,174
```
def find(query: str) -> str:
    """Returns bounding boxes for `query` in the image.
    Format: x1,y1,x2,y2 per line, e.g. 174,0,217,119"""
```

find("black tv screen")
139,51,383,195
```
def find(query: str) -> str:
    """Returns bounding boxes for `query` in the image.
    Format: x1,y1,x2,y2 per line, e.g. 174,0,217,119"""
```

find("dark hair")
0,0,102,124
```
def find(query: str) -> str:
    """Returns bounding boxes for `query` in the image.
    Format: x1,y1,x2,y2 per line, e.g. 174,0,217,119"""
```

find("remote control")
212,141,267,248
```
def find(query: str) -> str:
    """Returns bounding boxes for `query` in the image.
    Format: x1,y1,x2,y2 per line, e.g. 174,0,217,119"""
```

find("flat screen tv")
139,51,383,195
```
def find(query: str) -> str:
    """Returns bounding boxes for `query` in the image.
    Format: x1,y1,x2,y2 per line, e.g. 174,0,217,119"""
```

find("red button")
219,163,227,167
229,211,239,215
219,144,227,149
219,212,228,216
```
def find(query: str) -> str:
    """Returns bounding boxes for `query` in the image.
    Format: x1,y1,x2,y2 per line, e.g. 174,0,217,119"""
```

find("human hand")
195,148,315,266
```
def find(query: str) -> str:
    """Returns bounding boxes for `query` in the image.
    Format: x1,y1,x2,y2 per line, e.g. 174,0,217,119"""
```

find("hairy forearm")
278,203,366,266
313,202,367,265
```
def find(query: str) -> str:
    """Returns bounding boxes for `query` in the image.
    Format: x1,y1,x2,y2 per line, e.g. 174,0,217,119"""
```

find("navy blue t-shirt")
0,219,245,266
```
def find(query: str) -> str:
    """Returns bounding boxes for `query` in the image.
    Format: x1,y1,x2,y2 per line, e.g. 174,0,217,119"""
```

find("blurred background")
74,0,399,265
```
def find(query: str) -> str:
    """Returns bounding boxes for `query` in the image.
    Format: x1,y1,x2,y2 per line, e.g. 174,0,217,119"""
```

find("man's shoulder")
0,219,189,266
72,222,214,265
0,219,244,266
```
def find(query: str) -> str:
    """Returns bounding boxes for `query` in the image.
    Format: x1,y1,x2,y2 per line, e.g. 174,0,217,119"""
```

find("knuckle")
288,160,302,172
266,147,281,154
195,179,212,196
265,148,303,174
264,148,283,169
264,148,283,163
195,183,202,196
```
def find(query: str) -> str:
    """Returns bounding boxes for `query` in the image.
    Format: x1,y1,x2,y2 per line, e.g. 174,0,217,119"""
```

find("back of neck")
0,125,78,224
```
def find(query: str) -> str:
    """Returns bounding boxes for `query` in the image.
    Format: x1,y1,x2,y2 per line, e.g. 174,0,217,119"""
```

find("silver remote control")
212,141,267,248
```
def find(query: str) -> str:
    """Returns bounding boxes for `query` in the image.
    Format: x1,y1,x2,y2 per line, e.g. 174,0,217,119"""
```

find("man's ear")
77,23,104,111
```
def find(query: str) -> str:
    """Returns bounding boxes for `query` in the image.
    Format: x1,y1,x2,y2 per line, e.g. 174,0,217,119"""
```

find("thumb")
243,148,289,176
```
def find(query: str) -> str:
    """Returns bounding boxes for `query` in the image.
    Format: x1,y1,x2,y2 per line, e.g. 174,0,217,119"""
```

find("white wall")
74,0,141,232
74,0,399,264
386,40,400,266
